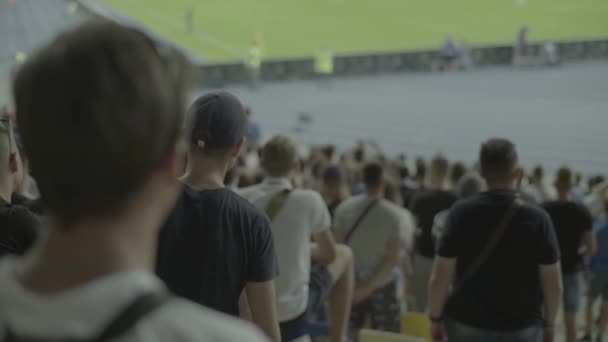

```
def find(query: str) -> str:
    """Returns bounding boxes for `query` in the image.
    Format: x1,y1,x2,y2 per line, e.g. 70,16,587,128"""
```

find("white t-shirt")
240,177,331,322
0,257,268,342
333,195,415,285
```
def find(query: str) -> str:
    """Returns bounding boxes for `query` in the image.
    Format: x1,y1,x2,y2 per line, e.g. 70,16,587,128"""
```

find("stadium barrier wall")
198,39,608,86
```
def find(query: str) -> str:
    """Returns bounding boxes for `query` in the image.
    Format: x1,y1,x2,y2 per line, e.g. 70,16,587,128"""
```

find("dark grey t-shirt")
156,186,279,317
438,190,560,331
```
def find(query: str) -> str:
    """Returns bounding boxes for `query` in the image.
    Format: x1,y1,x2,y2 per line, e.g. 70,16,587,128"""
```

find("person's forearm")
366,256,400,291
428,274,451,318
542,284,563,326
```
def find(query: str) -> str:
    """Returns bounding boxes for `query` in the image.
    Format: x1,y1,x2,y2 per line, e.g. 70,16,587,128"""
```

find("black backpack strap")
93,291,171,342
344,199,380,244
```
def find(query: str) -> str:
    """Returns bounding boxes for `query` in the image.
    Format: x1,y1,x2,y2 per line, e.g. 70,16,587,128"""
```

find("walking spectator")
0,22,268,341
334,162,415,332
410,155,458,312
240,135,354,342
401,157,426,208
449,161,467,190
582,198,608,342
0,115,38,257
542,167,596,342
156,92,281,341
429,138,562,342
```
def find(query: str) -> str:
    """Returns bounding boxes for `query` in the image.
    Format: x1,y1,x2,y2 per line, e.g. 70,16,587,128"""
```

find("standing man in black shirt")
429,138,563,342
542,167,595,342
0,115,38,257
156,92,281,342
410,155,457,312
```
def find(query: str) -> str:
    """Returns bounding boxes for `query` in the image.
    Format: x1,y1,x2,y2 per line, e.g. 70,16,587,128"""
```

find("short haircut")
430,154,449,178
533,165,544,180
479,138,518,182
261,135,297,177
363,162,383,189
415,157,426,179
555,167,573,190
13,21,190,225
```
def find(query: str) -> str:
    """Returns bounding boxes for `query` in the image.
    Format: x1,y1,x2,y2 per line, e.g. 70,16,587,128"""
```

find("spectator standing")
246,107,263,149
0,115,38,257
320,165,349,218
0,22,268,341
334,163,415,332
245,41,262,90
410,155,458,312
541,167,596,342
582,198,608,342
429,138,562,342
240,135,354,342
156,92,281,341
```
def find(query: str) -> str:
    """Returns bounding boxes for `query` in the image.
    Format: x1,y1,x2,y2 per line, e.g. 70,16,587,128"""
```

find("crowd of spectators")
0,21,607,342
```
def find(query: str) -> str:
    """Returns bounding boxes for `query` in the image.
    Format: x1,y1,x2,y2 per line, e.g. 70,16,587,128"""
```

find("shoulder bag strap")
344,198,380,244
265,189,292,222
93,291,171,342
450,199,522,295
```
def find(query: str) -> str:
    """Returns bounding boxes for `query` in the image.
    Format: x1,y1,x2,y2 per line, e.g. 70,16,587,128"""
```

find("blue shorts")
563,272,582,313
446,320,543,342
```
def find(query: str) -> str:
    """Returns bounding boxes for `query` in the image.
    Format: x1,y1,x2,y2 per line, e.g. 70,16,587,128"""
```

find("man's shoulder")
289,188,324,205
144,299,268,342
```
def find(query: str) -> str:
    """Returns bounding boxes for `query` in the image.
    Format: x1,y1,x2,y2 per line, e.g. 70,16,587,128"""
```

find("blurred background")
1,0,607,176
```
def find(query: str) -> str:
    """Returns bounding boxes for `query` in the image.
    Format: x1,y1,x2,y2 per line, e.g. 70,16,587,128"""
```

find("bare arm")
244,281,281,342
582,230,597,259
312,230,337,265
540,262,563,327
428,257,456,319
361,237,402,292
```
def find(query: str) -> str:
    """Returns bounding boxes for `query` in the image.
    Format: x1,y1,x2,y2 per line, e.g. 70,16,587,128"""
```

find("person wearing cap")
156,92,281,342
240,135,355,342
542,167,596,342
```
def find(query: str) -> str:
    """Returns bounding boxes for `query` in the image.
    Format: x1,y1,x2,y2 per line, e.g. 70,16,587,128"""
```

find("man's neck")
183,157,228,191
19,210,159,294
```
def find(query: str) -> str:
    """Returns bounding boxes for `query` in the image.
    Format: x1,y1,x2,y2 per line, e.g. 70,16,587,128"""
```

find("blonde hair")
262,135,297,177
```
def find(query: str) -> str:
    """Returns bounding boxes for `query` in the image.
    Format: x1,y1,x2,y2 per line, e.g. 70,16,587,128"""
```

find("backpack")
3,291,171,342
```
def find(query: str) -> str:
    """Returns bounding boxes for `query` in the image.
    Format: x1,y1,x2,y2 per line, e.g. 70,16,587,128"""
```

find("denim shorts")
562,272,582,313
446,320,543,342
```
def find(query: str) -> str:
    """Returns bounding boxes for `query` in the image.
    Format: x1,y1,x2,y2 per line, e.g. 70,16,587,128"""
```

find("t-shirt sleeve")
310,192,331,234
535,210,561,265
436,207,461,258
247,214,280,282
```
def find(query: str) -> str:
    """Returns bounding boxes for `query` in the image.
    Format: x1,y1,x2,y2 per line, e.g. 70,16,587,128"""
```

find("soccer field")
105,0,608,63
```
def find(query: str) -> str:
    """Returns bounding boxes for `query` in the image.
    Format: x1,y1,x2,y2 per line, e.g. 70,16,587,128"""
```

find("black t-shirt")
156,186,279,316
438,190,560,331
410,189,458,257
0,198,39,257
542,200,593,274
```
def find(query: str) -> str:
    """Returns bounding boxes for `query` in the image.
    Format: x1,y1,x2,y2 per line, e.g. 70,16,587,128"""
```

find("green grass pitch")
106,0,608,63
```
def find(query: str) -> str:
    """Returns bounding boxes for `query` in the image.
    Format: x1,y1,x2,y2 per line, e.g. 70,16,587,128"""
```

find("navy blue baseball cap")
188,91,249,149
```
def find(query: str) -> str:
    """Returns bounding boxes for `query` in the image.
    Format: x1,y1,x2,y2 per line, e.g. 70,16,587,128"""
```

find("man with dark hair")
0,21,267,341
156,92,281,341
334,162,415,332
241,135,355,342
321,165,348,218
524,165,555,204
542,167,595,342
0,115,38,257
429,138,562,342
410,154,458,312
